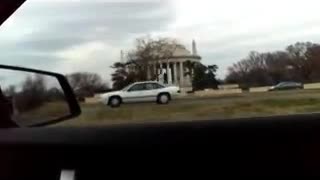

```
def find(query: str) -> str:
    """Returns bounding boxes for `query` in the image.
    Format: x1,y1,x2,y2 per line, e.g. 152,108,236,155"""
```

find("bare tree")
66,72,109,97
286,42,318,82
15,75,47,112
111,36,182,89
305,44,320,81
264,51,290,82
4,85,16,97
226,42,320,86
226,51,287,86
46,87,65,101
127,36,182,80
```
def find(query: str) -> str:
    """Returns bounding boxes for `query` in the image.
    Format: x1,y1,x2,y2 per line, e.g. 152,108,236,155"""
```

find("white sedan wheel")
159,94,169,104
110,97,121,107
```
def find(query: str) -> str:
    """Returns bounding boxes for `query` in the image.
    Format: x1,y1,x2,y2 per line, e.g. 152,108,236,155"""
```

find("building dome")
169,41,201,60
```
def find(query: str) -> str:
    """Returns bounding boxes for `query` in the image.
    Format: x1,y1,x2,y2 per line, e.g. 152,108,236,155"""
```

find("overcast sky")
1,0,320,81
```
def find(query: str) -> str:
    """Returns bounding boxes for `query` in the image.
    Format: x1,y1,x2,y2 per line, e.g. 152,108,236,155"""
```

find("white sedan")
100,81,181,107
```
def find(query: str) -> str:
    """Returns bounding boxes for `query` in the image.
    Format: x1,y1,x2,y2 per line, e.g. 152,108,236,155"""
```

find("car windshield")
1,0,320,126
276,83,288,87
121,84,133,91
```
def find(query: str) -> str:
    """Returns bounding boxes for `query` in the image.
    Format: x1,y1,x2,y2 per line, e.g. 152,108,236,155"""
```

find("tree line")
4,75,65,112
67,40,320,94
3,72,111,111
14,39,318,101
225,42,320,87
63,41,320,95
66,72,110,98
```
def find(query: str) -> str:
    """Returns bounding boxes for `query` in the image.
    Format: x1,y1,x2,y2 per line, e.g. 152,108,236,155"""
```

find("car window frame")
275,83,285,88
145,83,155,90
151,83,164,89
276,82,287,87
287,82,296,86
128,83,147,92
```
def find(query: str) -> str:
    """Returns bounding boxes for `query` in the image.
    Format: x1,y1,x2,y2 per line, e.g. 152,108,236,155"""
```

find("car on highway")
100,81,180,107
268,82,304,91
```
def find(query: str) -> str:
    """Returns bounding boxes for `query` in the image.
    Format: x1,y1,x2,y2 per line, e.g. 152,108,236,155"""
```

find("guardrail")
193,83,320,97
194,89,243,97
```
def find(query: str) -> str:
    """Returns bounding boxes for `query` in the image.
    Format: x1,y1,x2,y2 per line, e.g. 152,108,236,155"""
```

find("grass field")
15,101,69,126
58,89,320,126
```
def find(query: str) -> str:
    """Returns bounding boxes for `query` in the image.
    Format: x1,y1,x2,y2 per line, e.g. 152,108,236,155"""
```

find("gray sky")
1,0,320,81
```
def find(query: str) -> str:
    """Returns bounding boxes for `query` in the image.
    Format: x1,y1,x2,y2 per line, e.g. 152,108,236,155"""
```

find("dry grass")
57,89,320,127
15,101,69,126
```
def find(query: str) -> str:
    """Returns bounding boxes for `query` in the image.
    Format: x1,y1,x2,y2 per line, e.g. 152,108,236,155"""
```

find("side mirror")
0,65,81,128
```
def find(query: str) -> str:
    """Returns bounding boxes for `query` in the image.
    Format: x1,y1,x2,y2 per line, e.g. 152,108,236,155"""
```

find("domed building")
122,40,201,89
146,40,202,89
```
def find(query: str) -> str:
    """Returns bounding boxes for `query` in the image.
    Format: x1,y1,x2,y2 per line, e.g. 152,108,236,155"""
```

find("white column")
166,62,171,84
179,61,184,86
160,62,165,84
173,62,178,85
169,63,173,84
